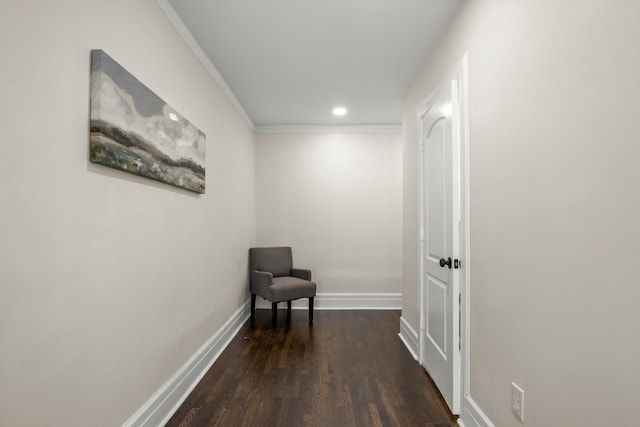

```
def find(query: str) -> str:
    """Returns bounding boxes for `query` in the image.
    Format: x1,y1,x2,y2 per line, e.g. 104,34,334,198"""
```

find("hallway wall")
0,1,255,426
402,1,640,426
255,132,402,295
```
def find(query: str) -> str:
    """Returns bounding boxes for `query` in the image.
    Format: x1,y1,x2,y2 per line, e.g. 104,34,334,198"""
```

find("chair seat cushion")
270,276,316,302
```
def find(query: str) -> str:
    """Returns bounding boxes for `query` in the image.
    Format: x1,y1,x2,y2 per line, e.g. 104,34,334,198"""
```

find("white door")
419,77,461,414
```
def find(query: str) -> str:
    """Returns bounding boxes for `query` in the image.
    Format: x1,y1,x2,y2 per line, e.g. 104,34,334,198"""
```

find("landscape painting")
89,49,205,193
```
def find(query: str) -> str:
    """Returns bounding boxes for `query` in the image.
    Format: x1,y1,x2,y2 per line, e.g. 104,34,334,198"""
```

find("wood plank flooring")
165,310,457,427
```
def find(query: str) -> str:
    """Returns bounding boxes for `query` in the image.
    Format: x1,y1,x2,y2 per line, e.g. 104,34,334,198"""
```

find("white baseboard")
122,301,251,427
397,317,495,427
254,292,402,310
458,395,496,427
123,293,496,427
123,293,403,427
398,316,419,360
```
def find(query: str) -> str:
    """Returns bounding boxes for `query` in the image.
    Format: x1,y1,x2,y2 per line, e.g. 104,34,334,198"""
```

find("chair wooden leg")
287,300,292,313
251,294,256,319
309,297,314,322
272,302,277,328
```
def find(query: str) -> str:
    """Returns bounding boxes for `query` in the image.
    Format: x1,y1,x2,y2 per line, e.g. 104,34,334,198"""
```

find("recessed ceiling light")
332,106,347,116
168,112,179,122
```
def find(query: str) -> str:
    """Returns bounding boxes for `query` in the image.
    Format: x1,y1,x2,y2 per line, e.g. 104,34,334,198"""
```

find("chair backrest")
249,247,293,278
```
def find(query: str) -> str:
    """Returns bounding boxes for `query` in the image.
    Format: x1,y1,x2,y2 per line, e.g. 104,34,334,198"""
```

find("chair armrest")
290,268,312,281
251,270,273,296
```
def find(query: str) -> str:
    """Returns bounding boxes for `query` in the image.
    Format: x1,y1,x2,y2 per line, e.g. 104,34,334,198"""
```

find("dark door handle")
439,257,452,269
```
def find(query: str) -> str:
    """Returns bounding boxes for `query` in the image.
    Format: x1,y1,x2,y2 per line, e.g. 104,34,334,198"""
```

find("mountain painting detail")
90,50,206,193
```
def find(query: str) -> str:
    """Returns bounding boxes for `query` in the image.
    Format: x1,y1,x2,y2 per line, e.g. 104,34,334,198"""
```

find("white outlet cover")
512,382,524,422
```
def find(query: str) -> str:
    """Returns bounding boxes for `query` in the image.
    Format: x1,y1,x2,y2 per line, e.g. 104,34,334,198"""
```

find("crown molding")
156,1,403,136
255,124,402,134
155,0,255,131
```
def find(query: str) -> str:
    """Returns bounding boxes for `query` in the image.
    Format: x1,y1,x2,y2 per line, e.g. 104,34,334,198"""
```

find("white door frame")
417,53,470,416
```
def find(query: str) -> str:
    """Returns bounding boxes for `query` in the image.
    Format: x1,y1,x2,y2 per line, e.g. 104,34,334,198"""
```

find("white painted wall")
0,1,254,426
403,1,640,426
255,132,402,294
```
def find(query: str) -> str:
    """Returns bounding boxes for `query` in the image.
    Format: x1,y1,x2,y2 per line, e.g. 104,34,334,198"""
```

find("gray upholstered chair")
249,247,316,327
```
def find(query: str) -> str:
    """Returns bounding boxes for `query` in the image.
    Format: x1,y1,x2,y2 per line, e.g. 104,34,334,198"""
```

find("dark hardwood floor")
165,309,457,427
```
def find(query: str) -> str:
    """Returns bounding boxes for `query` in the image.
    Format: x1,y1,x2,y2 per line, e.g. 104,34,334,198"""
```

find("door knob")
439,257,452,269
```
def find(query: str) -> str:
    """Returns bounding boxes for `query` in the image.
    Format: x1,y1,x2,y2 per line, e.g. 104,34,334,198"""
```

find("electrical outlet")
511,382,524,422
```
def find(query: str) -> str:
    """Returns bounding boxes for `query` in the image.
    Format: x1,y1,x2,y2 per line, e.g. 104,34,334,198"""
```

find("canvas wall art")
89,49,206,193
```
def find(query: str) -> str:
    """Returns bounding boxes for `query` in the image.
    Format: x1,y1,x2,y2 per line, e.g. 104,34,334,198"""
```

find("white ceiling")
159,0,462,130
